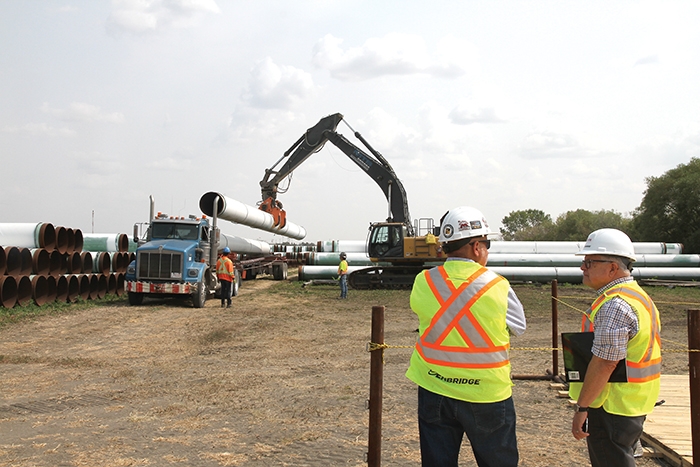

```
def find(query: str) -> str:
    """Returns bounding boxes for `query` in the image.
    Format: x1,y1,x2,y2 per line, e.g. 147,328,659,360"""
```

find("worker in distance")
406,206,526,467
570,228,661,466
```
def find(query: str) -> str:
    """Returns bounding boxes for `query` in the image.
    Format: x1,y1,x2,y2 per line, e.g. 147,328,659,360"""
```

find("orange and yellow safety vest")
406,260,513,403
569,281,661,416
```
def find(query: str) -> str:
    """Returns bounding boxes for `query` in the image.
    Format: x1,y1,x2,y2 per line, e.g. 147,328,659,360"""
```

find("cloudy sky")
1,1,699,244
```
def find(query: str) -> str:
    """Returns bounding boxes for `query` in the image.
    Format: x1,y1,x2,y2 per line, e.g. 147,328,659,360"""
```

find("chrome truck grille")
136,250,183,280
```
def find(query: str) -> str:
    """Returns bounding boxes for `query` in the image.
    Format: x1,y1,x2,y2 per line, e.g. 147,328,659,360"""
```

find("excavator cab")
368,222,406,259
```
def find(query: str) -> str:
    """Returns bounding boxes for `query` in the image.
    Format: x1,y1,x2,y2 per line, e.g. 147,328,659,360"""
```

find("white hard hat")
576,228,636,261
439,206,492,243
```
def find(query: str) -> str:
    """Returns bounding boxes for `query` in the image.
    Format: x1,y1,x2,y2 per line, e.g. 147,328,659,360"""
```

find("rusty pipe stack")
0,223,131,308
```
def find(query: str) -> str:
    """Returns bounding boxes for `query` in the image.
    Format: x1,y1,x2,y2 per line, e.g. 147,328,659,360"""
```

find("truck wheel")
128,292,144,306
192,282,207,308
232,270,241,297
272,263,288,280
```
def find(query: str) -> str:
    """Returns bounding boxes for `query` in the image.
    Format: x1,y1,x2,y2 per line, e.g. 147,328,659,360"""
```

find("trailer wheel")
272,262,288,280
232,270,241,297
192,282,207,308
128,292,144,306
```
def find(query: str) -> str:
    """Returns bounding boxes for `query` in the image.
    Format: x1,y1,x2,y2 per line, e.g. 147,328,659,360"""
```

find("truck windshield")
151,222,199,240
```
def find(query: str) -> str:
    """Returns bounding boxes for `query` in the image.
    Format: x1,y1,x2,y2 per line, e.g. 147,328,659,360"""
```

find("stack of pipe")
0,223,127,308
292,239,700,283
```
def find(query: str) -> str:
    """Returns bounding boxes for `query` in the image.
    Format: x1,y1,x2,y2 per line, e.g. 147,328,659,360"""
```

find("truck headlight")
127,265,136,274
187,269,198,278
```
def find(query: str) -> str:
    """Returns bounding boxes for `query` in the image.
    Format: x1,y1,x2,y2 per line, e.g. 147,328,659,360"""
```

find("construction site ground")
0,276,693,466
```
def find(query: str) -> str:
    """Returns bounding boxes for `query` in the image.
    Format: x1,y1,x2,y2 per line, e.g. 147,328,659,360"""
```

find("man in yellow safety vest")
405,206,526,467
570,228,661,466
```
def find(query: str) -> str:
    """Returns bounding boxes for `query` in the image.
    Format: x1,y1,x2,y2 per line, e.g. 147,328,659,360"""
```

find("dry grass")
1,276,695,466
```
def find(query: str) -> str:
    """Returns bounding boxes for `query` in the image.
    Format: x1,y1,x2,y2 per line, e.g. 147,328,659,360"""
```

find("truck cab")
125,212,231,308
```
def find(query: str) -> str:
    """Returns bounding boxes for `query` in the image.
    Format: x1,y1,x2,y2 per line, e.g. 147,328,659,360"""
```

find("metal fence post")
551,279,559,379
688,308,700,466
368,305,385,467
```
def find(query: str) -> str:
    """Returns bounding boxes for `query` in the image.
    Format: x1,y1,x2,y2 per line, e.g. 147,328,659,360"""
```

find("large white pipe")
82,233,129,252
316,240,367,253
0,223,56,249
200,192,307,240
219,233,272,255
489,241,683,255
489,266,700,283
486,253,700,268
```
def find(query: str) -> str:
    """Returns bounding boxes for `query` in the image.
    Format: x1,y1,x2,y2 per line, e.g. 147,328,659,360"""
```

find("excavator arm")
259,113,414,236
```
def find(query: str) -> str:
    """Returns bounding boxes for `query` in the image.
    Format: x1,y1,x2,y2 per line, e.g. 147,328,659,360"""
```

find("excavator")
258,113,445,289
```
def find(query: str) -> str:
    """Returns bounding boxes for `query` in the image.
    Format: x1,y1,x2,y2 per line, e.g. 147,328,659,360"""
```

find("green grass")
0,294,127,329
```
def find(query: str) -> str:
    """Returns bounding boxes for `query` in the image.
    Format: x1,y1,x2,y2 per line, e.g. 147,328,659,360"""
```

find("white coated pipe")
486,253,700,268
200,192,307,240
297,265,366,281
82,233,129,252
219,233,272,255
0,223,55,249
489,266,700,283
298,264,700,283
488,241,683,255
316,240,366,253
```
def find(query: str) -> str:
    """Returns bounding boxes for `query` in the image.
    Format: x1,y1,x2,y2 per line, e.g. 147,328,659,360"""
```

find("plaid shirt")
591,277,639,362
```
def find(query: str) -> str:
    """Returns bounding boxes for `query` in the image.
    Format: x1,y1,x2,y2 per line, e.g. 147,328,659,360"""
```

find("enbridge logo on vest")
428,369,480,385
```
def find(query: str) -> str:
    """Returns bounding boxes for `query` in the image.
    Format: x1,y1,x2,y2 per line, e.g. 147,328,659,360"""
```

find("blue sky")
1,1,699,243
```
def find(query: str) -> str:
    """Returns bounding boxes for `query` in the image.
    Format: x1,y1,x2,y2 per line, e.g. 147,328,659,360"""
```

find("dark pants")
586,407,645,467
418,386,519,467
220,279,232,306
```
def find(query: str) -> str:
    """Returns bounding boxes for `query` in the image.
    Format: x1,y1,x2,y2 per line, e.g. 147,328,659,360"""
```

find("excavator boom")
259,113,414,236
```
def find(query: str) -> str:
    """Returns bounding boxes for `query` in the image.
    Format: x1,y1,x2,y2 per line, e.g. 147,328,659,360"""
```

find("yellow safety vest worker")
216,256,234,282
406,261,513,403
569,281,661,416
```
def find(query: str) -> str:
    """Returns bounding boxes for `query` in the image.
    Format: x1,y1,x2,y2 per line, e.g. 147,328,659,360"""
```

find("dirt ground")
0,276,691,467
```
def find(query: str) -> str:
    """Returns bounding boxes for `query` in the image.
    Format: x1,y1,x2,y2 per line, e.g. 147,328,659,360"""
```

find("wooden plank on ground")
641,374,693,467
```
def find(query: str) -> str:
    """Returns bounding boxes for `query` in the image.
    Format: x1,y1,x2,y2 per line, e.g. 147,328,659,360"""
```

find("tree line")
500,158,700,253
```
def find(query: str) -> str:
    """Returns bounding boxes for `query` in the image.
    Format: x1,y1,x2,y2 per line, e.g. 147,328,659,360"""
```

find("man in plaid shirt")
569,228,661,467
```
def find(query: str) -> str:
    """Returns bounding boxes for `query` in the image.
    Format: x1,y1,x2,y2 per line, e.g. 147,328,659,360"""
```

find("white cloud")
2,123,76,137
634,54,659,66
312,33,474,81
449,105,503,125
519,131,597,159
106,0,220,34
41,102,125,123
240,58,314,110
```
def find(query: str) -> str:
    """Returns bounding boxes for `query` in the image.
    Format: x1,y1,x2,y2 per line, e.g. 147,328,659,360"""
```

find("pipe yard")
0,223,130,308
3,218,700,309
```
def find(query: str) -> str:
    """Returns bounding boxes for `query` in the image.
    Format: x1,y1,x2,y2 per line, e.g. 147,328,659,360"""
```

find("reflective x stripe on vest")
217,257,233,280
582,284,661,383
415,265,509,368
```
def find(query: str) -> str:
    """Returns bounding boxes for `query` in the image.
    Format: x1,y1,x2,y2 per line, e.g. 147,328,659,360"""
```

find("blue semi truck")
125,196,241,308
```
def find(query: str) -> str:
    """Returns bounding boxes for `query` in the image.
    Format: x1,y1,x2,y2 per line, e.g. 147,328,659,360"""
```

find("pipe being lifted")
199,192,307,240
0,222,56,250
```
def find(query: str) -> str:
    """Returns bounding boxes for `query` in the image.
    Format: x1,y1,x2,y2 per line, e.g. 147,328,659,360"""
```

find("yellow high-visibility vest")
406,260,513,403
569,281,661,416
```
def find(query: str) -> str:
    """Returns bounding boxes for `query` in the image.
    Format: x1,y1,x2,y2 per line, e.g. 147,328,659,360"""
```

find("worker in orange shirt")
217,247,234,308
